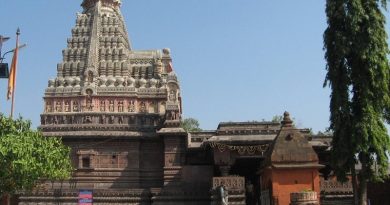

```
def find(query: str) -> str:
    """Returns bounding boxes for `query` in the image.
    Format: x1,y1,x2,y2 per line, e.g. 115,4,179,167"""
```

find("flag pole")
10,28,20,118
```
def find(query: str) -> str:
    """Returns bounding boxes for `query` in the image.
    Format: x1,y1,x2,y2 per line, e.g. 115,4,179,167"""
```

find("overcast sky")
0,0,389,132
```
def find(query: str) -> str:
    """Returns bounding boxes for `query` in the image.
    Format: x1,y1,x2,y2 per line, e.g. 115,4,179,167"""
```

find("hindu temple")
12,0,360,205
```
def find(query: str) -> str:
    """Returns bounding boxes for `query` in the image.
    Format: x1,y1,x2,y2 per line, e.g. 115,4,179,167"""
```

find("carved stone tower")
41,0,181,134
31,0,189,204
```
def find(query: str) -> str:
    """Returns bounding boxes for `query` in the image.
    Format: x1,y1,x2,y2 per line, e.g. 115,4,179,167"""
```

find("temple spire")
281,111,293,127
81,0,121,10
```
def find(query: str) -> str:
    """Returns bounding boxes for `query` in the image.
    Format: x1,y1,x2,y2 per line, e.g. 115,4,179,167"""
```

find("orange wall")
271,168,320,205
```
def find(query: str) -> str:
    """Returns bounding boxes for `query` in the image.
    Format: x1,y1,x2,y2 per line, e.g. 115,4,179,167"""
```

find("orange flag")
167,61,174,73
7,29,20,101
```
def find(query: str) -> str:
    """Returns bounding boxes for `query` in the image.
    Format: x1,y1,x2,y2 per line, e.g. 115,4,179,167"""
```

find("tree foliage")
324,0,390,204
181,118,202,132
271,115,283,123
0,114,73,197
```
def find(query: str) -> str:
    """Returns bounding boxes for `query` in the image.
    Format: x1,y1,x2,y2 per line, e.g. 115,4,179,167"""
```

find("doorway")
229,157,263,205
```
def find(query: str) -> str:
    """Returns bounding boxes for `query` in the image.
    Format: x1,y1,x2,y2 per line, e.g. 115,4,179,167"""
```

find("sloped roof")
269,112,323,168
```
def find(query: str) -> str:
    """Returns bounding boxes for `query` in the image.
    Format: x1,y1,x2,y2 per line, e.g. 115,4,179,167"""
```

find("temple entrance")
229,156,263,205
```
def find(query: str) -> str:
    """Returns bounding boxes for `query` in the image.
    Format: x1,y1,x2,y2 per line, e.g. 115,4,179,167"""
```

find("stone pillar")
158,127,187,186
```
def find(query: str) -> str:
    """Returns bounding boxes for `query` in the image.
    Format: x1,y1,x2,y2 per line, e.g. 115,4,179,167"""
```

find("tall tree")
324,1,390,205
0,115,73,203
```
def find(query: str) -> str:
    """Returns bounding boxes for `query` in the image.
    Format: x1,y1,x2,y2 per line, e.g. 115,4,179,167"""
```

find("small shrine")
260,112,323,205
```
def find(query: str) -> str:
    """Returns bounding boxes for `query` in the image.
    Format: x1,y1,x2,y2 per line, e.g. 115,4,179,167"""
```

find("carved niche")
45,101,53,113
86,98,93,111
148,101,157,113
73,101,79,112
64,101,71,112
118,101,124,112
128,100,135,112
100,100,106,112
55,101,62,112
139,101,147,113
109,100,115,112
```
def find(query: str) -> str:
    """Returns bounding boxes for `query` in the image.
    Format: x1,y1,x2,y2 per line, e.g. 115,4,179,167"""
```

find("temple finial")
81,0,121,9
281,111,293,127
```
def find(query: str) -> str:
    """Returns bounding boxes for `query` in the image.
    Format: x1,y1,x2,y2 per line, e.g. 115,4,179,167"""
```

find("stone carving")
46,102,53,113
84,116,92,123
155,59,163,74
109,100,114,112
148,101,156,113
159,102,166,114
65,77,74,87
169,90,176,102
62,116,68,124
86,88,93,96
140,101,147,113
127,77,135,87
73,101,79,112
86,98,93,111
100,115,106,124
128,100,135,112
163,48,170,55
53,116,60,124
74,77,81,87
99,75,107,87
118,116,124,124
139,78,147,88
320,179,353,194
100,100,106,111
87,71,94,83
213,177,245,191
109,115,115,124
57,77,65,88
69,116,75,124
41,115,48,125
107,76,116,87
209,142,269,155
167,110,180,121
118,101,124,112
64,101,71,112
149,78,157,88
165,155,174,166
290,192,318,205
116,76,124,87
48,79,55,88
55,102,62,112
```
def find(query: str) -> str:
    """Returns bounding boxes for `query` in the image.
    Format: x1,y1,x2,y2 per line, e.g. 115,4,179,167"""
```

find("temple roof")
45,0,177,96
268,112,323,168
40,0,182,134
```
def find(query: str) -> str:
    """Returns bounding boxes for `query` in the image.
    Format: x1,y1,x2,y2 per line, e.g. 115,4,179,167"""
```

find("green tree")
271,115,283,123
0,114,73,201
181,117,202,132
324,1,390,205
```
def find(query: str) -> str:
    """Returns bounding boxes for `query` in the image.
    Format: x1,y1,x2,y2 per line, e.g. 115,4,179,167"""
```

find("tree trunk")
358,155,369,205
358,177,367,205
3,193,10,205
352,168,359,205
